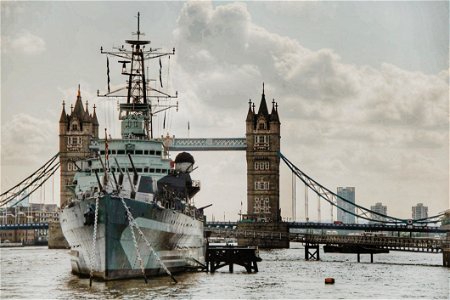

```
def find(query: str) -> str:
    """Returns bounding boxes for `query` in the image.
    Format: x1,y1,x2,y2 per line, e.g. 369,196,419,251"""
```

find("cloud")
170,1,448,218
4,31,46,55
1,113,57,166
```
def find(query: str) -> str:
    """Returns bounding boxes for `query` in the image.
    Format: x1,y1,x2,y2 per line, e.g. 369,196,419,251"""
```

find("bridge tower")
59,85,99,207
245,84,281,222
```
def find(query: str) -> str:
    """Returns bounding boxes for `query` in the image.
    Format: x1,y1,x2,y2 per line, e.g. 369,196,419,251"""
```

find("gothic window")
254,161,270,170
254,196,270,214
254,181,270,190
67,137,82,150
71,122,79,131
258,121,267,130
254,135,269,149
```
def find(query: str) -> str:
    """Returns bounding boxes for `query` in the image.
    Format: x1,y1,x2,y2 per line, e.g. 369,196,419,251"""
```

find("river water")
1,243,448,299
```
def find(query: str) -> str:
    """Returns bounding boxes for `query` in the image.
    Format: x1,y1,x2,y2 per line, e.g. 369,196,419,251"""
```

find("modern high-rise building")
370,202,387,223
336,187,355,223
412,203,428,220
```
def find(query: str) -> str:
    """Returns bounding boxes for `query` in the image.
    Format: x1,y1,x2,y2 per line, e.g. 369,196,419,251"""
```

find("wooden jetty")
323,244,389,263
206,245,262,273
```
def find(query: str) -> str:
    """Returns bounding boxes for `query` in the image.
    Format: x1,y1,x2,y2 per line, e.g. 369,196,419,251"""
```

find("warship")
60,13,206,282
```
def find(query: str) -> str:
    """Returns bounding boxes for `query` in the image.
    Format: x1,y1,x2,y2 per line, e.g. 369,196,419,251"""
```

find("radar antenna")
98,12,178,139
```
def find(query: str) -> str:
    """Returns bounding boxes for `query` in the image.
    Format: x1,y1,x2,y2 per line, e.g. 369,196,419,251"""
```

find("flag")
163,111,166,130
159,57,163,88
107,57,111,93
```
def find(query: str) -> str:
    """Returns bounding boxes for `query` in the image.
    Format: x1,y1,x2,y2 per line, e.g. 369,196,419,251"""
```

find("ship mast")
98,12,178,139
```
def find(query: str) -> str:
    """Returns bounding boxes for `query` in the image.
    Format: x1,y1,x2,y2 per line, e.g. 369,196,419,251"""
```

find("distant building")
370,202,387,223
0,204,59,244
336,187,355,223
412,203,428,220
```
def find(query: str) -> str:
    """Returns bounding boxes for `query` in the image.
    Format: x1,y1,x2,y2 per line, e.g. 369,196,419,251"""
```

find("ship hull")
60,194,205,280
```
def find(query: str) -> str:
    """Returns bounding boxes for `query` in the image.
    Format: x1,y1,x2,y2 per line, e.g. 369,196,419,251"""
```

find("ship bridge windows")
107,149,163,155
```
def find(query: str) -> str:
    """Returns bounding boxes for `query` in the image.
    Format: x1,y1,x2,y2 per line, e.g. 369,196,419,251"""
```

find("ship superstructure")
60,13,205,282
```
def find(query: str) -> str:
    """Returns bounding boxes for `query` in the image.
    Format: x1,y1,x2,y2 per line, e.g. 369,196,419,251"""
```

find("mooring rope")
89,197,100,287
120,197,177,283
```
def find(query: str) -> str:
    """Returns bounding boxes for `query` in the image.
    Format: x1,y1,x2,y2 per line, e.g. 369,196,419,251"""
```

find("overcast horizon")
1,1,449,221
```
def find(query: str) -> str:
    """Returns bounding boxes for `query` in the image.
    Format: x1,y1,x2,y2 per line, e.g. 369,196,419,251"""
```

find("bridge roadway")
206,228,447,253
205,221,447,233
1,221,447,233
0,223,49,230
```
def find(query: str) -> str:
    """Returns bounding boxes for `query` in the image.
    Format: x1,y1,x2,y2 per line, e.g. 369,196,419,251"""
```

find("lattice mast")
98,12,178,139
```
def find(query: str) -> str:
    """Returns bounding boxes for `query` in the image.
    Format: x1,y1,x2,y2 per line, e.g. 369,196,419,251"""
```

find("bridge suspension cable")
1,153,60,207
280,152,444,224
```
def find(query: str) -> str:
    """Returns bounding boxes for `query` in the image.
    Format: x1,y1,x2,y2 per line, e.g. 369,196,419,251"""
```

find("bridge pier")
206,246,261,273
47,221,69,249
305,243,320,261
443,249,450,267
357,253,374,263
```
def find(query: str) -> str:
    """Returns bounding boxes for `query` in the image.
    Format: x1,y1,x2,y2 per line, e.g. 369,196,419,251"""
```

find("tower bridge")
1,84,449,265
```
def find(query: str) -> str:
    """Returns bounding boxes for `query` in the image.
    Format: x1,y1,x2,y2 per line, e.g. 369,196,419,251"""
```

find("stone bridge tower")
245,84,281,222
59,86,99,207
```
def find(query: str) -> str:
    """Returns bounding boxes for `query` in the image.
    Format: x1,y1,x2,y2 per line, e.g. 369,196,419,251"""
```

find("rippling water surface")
1,244,449,299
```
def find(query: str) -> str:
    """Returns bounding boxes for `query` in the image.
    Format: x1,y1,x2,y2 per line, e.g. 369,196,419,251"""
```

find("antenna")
98,13,178,140
133,12,144,41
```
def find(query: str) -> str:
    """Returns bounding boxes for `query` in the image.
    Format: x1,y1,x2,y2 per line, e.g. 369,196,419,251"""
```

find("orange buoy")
324,278,335,284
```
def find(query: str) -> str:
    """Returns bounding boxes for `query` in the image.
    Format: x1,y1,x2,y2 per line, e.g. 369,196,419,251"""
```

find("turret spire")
246,99,254,122
270,98,280,123
59,100,68,123
257,82,269,116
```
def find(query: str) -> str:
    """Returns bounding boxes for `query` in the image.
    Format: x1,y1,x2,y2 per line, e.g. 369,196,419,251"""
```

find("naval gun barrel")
127,154,139,185
114,157,124,187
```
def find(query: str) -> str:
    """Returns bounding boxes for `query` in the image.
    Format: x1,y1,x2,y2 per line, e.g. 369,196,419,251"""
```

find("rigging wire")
280,152,444,224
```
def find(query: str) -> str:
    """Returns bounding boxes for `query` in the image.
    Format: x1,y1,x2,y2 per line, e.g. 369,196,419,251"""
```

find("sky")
1,1,449,222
